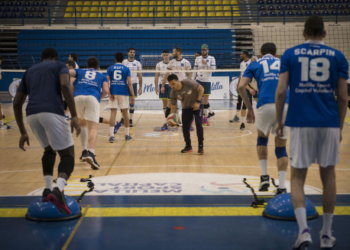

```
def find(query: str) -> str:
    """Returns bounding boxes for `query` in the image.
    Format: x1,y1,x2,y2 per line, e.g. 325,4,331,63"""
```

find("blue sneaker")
82,151,100,170
161,123,168,131
79,149,88,162
114,122,121,134
109,136,115,143
125,135,132,141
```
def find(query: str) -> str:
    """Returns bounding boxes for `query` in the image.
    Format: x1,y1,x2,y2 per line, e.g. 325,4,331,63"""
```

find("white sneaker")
320,234,336,249
293,229,312,250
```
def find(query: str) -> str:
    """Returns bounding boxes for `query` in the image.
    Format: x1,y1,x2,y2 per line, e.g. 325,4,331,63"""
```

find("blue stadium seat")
15,2,22,6
12,7,19,12
312,4,319,9
27,13,34,18
268,5,275,9
320,4,327,9
257,0,265,3
309,0,316,3
3,7,10,12
278,10,284,15
313,10,321,14
41,2,47,6
259,5,267,10
0,13,8,18
270,10,277,15
266,0,273,3
344,0,349,3
337,4,345,9
300,0,307,3
296,10,304,14
334,0,341,3
19,13,25,17
287,10,295,14
317,0,325,2
275,0,282,3
331,10,337,14
329,4,336,8
6,1,13,6
285,4,292,9
346,4,350,9
294,5,301,9
24,2,30,6
0,2,4,7
36,13,43,18
260,11,268,15
322,10,330,14
30,7,36,11
339,9,348,14
22,7,28,12
10,13,17,18
32,2,39,6
283,0,291,3
305,10,311,14
38,7,44,11
326,0,333,3
302,4,309,9
277,5,284,9
292,0,299,3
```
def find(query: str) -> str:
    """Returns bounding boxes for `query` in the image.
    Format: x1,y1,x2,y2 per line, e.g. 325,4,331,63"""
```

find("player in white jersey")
122,48,143,127
230,51,257,131
162,47,192,125
193,44,216,126
155,50,172,131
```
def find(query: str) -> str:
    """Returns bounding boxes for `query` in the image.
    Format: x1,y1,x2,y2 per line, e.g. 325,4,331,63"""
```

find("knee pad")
42,150,57,176
257,136,268,146
204,104,209,109
58,155,74,178
275,147,288,159
165,107,171,118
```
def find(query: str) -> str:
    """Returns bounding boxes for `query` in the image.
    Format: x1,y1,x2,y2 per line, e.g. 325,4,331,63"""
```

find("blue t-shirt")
17,60,69,117
280,40,349,128
73,68,107,103
107,63,131,96
243,54,290,109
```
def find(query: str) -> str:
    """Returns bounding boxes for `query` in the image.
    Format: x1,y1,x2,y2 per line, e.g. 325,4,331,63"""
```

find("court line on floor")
61,205,90,250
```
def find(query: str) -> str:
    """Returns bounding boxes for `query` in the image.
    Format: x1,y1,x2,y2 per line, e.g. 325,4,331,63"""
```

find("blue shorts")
128,83,138,97
196,80,211,95
159,84,171,100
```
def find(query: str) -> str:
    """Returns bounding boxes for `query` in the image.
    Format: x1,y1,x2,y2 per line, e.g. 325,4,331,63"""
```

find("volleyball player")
275,16,348,249
64,60,76,120
0,56,11,130
13,48,81,215
238,43,290,196
68,53,79,69
69,57,109,170
122,48,142,127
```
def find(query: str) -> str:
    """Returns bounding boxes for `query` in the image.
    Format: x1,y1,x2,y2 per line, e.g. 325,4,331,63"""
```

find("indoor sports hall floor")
1,99,350,250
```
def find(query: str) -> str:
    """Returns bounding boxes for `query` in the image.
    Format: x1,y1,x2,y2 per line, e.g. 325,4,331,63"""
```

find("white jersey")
75,62,79,69
193,55,216,82
240,59,251,75
122,59,142,83
156,61,170,85
167,58,191,81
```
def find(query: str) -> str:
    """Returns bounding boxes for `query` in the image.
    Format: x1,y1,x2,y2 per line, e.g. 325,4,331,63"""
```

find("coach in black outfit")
168,74,205,154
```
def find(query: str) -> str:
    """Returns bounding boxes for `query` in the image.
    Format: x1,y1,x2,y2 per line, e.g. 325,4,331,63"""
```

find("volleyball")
167,113,179,126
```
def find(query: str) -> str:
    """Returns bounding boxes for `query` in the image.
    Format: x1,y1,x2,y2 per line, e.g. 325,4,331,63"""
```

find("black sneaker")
125,135,132,141
42,188,51,202
129,119,133,127
177,121,182,127
47,187,72,215
208,112,215,119
274,188,287,196
198,145,204,155
181,146,193,153
109,136,115,143
229,115,240,123
259,175,270,191
79,149,88,162
120,118,124,125
83,151,100,170
240,123,245,130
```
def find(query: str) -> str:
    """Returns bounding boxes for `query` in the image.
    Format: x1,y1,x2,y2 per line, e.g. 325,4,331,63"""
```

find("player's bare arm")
13,91,29,151
138,72,143,96
336,77,348,141
238,76,255,123
275,71,289,137
127,76,135,105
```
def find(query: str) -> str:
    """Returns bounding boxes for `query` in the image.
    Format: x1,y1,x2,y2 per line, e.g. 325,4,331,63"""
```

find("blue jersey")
73,69,107,103
107,63,131,96
243,54,289,108
280,40,349,128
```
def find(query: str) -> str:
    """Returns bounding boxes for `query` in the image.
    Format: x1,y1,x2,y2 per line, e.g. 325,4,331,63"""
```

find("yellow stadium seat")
190,1,197,5
115,13,123,17
81,13,89,17
191,12,198,16
216,12,223,16
157,12,164,17
72,13,81,17
182,6,189,11
124,7,131,11
157,6,164,11
100,1,107,6
174,12,180,16
208,12,215,16
108,1,116,5
141,12,148,17
132,7,139,11
157,1,164,4
190,6,197,11
166,1,171,5
166,12,172,17
83,7,90,11
224,11,230,16
116,7,123,11
198,6,205,10
75,7,82,11
123,12,129,17
64,13,72,17
106,13,113,17
132,13,139,17
76,1,83,6
141,1,148,5
67,2,75,6
174,6,180,11
125,1,132,5
134,1,140,5
223,6,230,11
91,7,98,11
149,12,154,17
90,13,97,17
149,1,157,5
116,1,124,5
149,6,155,11
199,11,205,16
232,6,239,10
182,12,190,16
231,0,237,4
198,0,205,4
66,7,74,12
174,1,181,5
233,11,240,16
214,0,221,4
98,13,106,17
107,7,115,11
207,6,214,10
222,0,229,3
141,7,148,11
215,6,222,11
206,0,213,4
92,1,99,6
83,1,91,6
182,1,189,5
99,7,107,11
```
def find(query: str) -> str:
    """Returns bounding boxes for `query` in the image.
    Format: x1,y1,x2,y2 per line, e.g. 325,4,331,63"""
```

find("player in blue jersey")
276,16,349,250
69,57,109,170
238,43,290,196
107,52,135,142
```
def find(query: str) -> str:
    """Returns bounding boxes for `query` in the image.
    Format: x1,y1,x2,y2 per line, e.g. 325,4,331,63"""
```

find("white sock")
110,127,114,137
0,119,3,126
165,117,168,123
130,112,134,119
235,110,240,116
204,108,208,117
260,160,268,175
125,127,130,136
56,177,66,192
321,213,334,236
278,171,287,189
44,175,53,191
163,108,167,116
208,106,212,113
294,207,308,234
80,127,88,150
241,116,245,123
89,148,95,154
